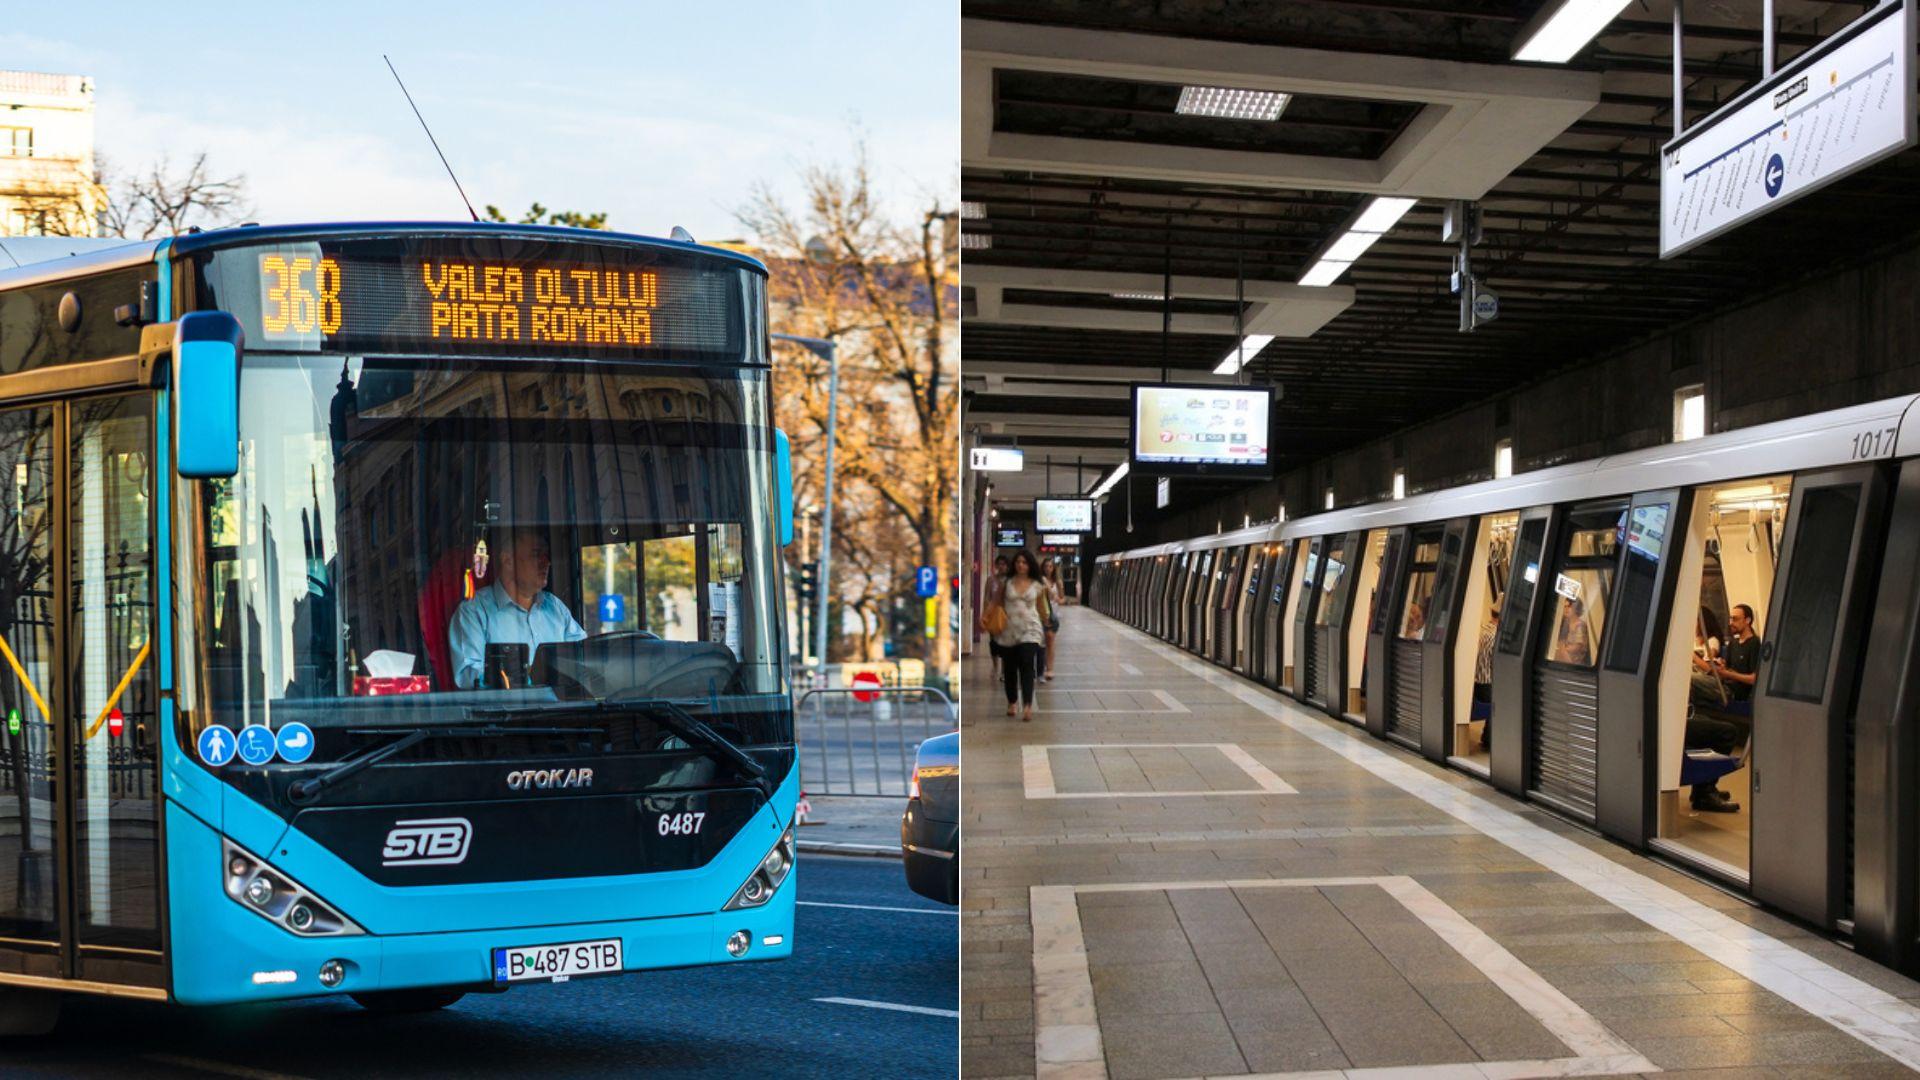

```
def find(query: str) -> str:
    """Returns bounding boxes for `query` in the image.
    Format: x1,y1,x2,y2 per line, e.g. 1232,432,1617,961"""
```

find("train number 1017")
1850,425,1898,461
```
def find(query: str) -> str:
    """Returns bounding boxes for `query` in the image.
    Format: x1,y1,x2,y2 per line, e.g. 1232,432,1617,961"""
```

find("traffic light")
797,562,818,602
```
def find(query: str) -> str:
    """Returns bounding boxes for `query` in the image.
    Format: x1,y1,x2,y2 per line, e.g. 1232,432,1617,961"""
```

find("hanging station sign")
1660,1,1915,258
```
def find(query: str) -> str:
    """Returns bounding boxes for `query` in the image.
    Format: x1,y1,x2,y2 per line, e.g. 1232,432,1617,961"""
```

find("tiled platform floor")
961,606,1920,1079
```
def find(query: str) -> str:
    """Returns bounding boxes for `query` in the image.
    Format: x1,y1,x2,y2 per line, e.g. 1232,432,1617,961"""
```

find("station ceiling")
962,0,1920,510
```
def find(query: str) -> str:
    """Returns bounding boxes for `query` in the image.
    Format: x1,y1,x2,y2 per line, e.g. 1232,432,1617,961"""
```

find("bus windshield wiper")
614,697,774,803
469,698,774,802
286,724,595,806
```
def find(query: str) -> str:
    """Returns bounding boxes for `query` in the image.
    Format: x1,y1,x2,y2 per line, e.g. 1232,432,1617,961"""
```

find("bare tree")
100,153,250,239
739,140,958,672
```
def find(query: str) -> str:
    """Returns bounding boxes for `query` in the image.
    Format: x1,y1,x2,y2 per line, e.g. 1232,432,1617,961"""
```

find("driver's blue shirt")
450,582,588,689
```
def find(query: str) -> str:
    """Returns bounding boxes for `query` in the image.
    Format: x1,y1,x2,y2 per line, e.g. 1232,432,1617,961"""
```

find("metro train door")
0,396,163,994
1419,518,1476,763
1596,490,1685,847
1236,546,1266,675
1751,465,1890,929
1264,542,1295,689
1214,547,1244,666
1291,537,1327,699
1363,529,1409,739
1490,508,1557,797
1526,499,1628,824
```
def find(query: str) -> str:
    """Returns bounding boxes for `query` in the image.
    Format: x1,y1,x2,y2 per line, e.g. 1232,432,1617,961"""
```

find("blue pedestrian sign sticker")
236,724,277,766
197,724,237,768
598,593,627,624
1763,153,1785,198
276,722,316,765
915,565,938,599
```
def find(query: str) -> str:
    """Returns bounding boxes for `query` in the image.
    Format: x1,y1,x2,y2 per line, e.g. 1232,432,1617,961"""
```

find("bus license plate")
491,938,623,984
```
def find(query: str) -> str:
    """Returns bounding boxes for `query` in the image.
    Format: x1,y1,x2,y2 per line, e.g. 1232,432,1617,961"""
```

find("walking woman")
994,551,1050,721
1040,557,1065,681
981,554,1010,678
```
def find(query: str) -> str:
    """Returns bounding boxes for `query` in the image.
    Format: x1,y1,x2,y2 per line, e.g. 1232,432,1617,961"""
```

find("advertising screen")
1131,383,1272,477
1034,498,1093,532
994,528,1027,548
1040,534,1080,547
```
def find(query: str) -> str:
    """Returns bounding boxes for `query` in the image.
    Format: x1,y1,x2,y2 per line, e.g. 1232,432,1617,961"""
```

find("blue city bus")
0,223,798,1029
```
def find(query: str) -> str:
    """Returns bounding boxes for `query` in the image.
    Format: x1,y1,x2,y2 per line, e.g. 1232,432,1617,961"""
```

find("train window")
1766,484,1860,702
1398,534,1441,641
1496,518,1547,655
1423,528,1467,644
1602,503,1670,674
1538,504,1623,669
1314,537,1350,626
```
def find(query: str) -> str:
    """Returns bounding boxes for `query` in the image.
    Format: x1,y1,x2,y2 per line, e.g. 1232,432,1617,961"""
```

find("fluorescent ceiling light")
1111,291,1166,301
960,233,991,250
1351,196,1417,234
959,201,986,220
1298,259,1352,287
1213,334,1274,375
1322,230,1382,264
1175,86,1290,121
1513,0,1633,63
1089,461,1130,500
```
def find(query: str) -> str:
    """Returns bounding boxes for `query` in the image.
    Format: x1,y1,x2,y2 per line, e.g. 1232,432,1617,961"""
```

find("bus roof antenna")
670,226,695,243
383,54,479,222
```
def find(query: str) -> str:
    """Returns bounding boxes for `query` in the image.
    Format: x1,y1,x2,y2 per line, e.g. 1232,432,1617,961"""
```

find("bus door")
0,394,161,993
1751,465,1890,929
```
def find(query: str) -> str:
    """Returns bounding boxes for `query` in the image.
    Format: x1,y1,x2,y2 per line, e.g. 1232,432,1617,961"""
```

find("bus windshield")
180,353,788,759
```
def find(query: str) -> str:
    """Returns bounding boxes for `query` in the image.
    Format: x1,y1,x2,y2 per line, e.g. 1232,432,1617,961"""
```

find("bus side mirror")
774,428,795,547
174,311,244,479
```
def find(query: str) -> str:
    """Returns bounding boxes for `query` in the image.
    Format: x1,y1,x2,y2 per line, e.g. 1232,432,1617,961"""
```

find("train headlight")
222,840,364,938
724,828,796,911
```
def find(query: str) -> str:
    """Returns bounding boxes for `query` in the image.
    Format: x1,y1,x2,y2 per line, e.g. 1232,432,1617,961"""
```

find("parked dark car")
902,731,958,904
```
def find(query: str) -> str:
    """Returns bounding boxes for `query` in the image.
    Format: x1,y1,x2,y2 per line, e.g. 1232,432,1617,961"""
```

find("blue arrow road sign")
599,593,626,623
915,566,938,599
1764,154,1785,198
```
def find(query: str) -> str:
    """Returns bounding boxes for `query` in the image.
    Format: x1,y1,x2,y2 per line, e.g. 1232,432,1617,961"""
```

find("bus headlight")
222,840,364,938
724,828,795,911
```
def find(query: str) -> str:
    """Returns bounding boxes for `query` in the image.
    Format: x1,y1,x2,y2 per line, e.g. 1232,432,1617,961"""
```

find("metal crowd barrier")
795,685,956,797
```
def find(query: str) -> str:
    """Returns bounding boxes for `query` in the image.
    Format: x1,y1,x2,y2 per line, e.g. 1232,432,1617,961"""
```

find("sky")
5,1,957,242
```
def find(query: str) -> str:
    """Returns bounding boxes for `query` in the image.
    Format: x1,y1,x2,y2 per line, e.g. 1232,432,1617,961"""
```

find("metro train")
1090,393,1920,978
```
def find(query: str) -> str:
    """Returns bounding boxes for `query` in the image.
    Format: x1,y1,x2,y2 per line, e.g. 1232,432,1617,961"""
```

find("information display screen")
1034,498,1092,532
1131,383,1272,478
995,528,1027,548
197,236,751,362
1040,534,1080,547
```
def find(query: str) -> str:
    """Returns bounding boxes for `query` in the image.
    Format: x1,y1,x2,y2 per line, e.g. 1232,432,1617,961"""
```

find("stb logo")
381,818,472,866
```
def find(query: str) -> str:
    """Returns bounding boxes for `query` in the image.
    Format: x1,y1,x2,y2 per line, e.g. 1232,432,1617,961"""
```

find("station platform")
961,606,1920,1080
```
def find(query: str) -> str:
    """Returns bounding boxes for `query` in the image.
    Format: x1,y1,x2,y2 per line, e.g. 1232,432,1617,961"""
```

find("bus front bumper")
165,801,795,1006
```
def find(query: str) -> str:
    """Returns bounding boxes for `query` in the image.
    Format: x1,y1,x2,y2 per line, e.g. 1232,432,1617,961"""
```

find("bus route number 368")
657,811,706,836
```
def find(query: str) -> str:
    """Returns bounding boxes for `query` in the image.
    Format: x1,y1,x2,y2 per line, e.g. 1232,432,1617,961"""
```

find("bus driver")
450,526,588,689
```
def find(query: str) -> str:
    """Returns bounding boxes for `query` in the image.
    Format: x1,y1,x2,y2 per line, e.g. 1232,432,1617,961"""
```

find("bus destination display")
1131,383,1271,477
219,238,746,361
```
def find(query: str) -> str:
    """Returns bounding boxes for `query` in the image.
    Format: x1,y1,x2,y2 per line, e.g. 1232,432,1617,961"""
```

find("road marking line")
813,996,959,1018
1119,662,1141,675
799,900,957,916
1123,615,1920,1072
142,1054,313,1080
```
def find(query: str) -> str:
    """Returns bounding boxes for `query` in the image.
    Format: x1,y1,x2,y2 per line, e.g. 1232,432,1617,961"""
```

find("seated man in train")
1684,603,1762,812
450,526,588,689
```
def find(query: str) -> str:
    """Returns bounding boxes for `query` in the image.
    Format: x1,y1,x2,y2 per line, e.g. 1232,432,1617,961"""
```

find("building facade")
0,71,103,238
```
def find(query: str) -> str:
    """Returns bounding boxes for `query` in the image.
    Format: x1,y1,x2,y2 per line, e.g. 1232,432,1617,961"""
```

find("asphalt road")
0,856,957,1079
